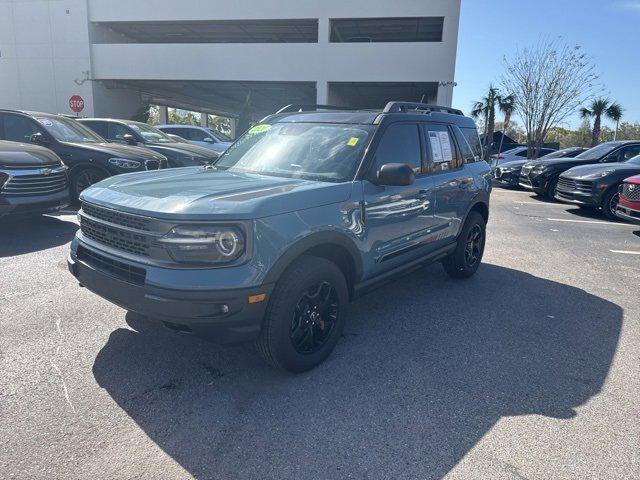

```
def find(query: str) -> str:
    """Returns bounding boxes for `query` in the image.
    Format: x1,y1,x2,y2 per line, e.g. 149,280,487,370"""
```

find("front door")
362,122,439,277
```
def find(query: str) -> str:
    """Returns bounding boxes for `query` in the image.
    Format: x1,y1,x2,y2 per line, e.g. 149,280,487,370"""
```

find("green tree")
470,85,516,159
580,98,623,147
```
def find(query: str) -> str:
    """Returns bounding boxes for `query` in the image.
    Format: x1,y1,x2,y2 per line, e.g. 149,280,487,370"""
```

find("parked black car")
0,110,168,200
0,140,69,218
78,119,220,168
494,147,587,188
519,141,640,199
554,154,640,219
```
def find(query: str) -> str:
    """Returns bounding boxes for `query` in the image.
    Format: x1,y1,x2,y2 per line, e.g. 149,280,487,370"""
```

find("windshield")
214,122,374,182
575,143,622,159
36,116,104,143
625,155,640,165
540,149,577,160
207,128,232,142
128,122,175,144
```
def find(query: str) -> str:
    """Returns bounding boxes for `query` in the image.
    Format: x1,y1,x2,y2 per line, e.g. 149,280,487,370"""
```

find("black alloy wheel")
290,281,339,355
73,168,107,200
464,224,484,268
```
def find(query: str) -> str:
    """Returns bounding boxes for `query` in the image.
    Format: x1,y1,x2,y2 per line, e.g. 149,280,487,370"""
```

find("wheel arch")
263,231,363,299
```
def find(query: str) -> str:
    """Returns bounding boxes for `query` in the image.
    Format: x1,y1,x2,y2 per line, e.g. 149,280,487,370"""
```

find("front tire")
256,256,348,372
442,211,486,279
70,167,107,202
602,187,621,220
546,176,559,200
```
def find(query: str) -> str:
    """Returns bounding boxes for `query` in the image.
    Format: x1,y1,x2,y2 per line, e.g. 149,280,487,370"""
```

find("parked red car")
616,174,640,225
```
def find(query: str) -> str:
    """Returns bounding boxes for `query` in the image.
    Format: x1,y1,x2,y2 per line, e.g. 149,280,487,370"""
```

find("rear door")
422,123,477,244
362,122,438,276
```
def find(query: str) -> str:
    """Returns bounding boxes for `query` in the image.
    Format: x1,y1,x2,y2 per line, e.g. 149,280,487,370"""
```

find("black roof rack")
275,104,367,114
382,102,464,116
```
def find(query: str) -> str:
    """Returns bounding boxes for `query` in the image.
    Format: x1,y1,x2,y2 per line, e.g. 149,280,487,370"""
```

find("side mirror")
375,163,415,186
30,132,50,146
203,137,214,143
122,134,137,146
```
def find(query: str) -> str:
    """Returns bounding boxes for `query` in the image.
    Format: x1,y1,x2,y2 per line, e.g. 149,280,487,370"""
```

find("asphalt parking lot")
1,188,639,480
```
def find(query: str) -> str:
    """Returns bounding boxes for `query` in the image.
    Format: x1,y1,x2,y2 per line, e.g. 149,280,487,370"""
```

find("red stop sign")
69,95,85,113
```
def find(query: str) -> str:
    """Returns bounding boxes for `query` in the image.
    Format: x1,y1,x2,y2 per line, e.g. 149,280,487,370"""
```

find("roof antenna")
419,94,426,103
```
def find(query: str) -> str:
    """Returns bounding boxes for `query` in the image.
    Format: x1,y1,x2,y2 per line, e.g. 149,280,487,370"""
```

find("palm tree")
580,99,623,147
471,86,516,160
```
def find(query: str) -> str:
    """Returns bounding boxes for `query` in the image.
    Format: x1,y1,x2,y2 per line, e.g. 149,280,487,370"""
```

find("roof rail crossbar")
275,104,365,114
383,102,464,116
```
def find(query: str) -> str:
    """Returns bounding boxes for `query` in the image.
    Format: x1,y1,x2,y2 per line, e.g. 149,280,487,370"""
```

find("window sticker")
438,131,453,161
347,137,360,147
37,118,53,127
429,131,444,163
128,124,140,130
248,124,271,135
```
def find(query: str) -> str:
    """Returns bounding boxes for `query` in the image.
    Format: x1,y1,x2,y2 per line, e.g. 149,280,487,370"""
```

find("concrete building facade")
1,0,461,121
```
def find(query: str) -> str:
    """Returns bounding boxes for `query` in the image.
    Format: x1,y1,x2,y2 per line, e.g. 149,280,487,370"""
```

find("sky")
453,0,640,129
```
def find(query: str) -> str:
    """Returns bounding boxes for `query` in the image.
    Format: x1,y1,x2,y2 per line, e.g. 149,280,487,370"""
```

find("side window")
374,123,422,174
186,128,210,142
460,127,483,162
83,121,107,138
453,126,477,164
516,149,529,157
2,114,42,143
108,123,134,142
423,124,461,172
621,145,640,162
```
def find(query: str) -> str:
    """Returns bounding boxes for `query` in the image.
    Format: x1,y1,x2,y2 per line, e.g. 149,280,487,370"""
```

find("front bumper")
616,198,640,225
0,189,70,218
68,243,274,344
519,172,547,193
554,189,600,207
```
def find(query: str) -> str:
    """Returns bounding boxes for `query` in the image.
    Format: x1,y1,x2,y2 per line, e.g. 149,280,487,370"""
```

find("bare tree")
501,39,601,158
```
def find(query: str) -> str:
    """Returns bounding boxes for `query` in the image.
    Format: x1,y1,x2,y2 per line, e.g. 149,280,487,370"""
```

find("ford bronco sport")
68,102,491,372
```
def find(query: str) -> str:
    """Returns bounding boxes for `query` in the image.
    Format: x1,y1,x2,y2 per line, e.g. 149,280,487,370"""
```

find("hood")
527,157,601,169
0,141,63,167
80,167,353,220
562,162,640,179
63,142,166,161
624,174,640,185
146,142,219,159
498,159,528,169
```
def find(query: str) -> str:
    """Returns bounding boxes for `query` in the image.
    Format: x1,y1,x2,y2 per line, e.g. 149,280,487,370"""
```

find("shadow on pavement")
93,263,622,479
0,214,78,257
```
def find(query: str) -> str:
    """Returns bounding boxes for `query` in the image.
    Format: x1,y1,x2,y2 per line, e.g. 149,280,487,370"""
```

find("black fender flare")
263,230,364,285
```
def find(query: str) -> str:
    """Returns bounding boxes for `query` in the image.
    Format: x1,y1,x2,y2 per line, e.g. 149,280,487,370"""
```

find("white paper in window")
429,131,444,163
438,131,453,161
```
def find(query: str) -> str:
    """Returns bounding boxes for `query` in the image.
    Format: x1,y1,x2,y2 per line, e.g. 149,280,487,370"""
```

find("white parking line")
515,201,563,206
610,250,640,255
547,218,627,226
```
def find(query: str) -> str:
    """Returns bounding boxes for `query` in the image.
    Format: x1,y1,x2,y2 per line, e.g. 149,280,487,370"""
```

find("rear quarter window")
456,126,483,163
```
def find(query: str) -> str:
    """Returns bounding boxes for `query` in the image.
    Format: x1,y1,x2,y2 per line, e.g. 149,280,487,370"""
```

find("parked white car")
156,125,232,154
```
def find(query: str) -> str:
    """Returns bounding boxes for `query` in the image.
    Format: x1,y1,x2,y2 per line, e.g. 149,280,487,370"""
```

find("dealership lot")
1,188,639,479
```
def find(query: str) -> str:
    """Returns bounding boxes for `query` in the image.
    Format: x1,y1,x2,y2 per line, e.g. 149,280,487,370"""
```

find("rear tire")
442,211,486,279
256,255,348,373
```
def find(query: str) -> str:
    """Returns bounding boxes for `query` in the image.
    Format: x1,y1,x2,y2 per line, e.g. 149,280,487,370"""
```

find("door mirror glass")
376,163,415,186
30,132,50,146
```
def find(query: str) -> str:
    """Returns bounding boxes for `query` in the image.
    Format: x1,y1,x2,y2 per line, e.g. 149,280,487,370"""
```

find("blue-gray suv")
68,102,491,372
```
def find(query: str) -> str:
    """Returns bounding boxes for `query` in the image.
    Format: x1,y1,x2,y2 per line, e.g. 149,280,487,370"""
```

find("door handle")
458,178,473,188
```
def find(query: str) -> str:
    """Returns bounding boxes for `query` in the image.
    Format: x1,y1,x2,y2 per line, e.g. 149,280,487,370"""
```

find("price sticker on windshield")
347,137,360,147
248,124,271,135
37,118,53,127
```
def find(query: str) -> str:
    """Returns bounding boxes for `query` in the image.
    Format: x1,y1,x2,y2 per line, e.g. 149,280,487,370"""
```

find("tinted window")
620,145,640,162
459,127,483,161
453,127,476,164
108,123,135,142
82,121,108,138
374,124,422,174
1,115,42,142
423,124,461,172
186,128,210,142
516,149,529,157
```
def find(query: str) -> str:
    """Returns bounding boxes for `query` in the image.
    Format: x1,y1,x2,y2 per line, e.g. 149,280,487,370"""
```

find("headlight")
532,165,547,173
109,158,141,169
158,225,246,264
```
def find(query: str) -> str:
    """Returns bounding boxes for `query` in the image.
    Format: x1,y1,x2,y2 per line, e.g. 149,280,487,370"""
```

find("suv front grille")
1,170,67,197
77,245,146,285
557,177,593,193
80,215,151,256
81,202,151,231
622,183,640,201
